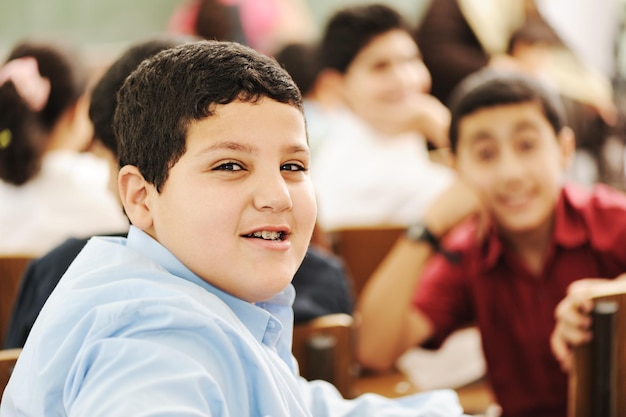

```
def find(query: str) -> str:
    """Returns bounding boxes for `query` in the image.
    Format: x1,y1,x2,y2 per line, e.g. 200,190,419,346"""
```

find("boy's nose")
396,61,430,94
252,174,293,212
413,64,432,94
394,64,419,89
497,149,527,181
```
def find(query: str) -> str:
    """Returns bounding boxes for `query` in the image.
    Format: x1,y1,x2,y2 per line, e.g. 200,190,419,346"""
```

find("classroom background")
4,0,626,234
0,0,426,57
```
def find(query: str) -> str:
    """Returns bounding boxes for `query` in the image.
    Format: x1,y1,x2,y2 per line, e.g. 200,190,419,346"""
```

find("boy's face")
454,101,573,236
126,99,317,303
338,29,432,134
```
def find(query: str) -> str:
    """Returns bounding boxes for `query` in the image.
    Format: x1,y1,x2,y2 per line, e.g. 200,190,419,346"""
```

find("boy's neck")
498,216,555,276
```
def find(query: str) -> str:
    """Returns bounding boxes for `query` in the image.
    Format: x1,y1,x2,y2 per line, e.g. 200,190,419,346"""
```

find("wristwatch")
405,221,461,264
405,221,440,248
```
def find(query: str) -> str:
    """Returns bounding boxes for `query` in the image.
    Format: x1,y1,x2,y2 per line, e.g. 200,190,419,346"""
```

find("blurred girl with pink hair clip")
0,38,129,256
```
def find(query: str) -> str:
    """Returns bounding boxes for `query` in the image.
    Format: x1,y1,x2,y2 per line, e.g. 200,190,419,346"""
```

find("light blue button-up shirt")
1,226,465,417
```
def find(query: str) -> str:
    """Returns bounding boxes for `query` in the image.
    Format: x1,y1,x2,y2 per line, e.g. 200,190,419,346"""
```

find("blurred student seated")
308,4,454,232
274,41,342,159
0,38,128,256
356,69,626,417
414,0,618,186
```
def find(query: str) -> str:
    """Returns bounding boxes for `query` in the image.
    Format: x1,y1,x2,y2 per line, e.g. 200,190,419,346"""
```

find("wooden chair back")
331,227,404,298
569,283,626,417
0,348,20,398
292,313,357,399
0,257,31,347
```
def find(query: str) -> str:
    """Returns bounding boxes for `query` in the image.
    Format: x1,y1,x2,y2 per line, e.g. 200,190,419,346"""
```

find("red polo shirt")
414,183,626,417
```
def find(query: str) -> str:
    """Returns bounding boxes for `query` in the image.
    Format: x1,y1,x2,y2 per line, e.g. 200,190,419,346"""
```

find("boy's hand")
404,93,451,149
422,178,486,239
550,278,613,372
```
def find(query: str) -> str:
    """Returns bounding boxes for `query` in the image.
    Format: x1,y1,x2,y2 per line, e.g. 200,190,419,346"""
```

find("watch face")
407,222,427,242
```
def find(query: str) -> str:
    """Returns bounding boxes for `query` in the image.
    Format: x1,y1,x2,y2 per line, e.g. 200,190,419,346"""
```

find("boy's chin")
246,275,296,303
496,216,549,236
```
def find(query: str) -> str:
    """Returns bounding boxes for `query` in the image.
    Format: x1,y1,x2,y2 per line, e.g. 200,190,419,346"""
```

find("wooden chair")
569,282,626,417
292,313,358,399
0,257,32,347
330,227,404,298
0,348,20,398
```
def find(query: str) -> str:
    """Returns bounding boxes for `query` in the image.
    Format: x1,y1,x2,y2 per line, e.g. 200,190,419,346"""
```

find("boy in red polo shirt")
356,69,626,417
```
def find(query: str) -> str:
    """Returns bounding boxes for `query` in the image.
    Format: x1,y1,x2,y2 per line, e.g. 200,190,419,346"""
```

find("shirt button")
268,321,276,330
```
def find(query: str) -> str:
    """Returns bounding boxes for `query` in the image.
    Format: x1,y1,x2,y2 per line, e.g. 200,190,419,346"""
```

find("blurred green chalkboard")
0,0,179,57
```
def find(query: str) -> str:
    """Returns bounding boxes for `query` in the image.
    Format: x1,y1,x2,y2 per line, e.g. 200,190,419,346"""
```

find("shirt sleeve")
66,338,226,417
298,378,467,417
413,254,475,349
64,331,468,417
584,184,626,272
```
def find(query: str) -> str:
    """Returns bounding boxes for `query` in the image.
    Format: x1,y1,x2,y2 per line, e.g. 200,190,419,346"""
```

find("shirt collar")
483,184,588,270
124,225,294,348
553,184,590,248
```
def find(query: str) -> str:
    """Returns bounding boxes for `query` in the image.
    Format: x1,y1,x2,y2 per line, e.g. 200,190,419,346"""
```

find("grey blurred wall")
0,0,429,62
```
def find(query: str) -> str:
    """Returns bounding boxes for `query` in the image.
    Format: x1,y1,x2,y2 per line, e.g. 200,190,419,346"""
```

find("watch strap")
405,222,461,264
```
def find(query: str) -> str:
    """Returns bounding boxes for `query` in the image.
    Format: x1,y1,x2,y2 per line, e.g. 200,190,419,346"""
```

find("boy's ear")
118,165,154,230
557,126,576,170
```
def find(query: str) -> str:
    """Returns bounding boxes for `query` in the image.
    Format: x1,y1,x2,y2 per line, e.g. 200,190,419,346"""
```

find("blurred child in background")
0,38,128,256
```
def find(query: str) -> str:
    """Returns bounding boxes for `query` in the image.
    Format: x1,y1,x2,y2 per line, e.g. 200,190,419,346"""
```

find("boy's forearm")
355,237,435,371
355,179,481,371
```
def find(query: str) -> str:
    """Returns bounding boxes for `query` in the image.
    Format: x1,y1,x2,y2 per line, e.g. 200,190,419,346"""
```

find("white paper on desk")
395,326,486,390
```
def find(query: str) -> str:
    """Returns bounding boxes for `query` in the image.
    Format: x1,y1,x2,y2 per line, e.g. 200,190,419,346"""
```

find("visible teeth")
252,231,282,240
504,194,529,206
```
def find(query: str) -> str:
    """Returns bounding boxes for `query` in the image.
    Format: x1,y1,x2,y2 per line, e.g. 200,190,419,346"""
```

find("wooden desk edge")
353,370,495,415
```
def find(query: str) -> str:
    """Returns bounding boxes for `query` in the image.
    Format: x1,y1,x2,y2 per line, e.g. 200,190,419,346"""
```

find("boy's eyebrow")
512,120,541,133
196,142,310,156
465,131,493,146
465,119,542,146
199,141,258,155
284,144,310,155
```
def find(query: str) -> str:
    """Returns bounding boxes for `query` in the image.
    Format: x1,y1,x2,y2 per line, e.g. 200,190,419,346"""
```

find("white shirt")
310,109,454,231
0,150,129,256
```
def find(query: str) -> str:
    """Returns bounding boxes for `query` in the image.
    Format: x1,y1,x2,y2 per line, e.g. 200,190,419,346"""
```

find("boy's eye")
475,147,497,162
281,163,306,172
371,60,391,72
516,138,537,152
214,162,244,171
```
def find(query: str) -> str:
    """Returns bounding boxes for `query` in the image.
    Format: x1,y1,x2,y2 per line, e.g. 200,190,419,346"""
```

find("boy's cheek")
458,176,496,214
456,164,491,193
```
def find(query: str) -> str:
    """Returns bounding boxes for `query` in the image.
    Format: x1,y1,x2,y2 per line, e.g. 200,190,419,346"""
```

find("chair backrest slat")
331,227,404,298
292,313,357,398
569,290,626,417
0,257,32,347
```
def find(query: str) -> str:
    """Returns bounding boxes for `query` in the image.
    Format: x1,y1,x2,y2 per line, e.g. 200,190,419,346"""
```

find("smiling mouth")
500,193,532,208
243,231,286,241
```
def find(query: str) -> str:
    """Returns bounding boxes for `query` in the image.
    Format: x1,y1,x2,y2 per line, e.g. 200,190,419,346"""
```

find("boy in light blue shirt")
1,40,465,416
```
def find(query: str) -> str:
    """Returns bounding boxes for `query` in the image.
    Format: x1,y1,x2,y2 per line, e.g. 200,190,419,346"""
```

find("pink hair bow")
0,57,51,112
